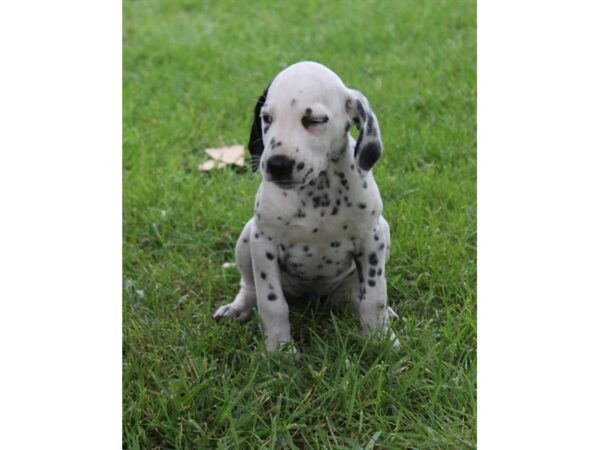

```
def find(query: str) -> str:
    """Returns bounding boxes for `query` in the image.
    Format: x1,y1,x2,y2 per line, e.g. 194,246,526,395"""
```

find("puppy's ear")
248,84,270,171
345,89,383,171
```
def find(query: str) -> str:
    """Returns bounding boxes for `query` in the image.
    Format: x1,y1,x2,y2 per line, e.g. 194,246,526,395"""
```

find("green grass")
123,0,476,448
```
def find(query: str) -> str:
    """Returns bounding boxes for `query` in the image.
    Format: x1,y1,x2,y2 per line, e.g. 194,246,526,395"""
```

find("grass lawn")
123,0,476,448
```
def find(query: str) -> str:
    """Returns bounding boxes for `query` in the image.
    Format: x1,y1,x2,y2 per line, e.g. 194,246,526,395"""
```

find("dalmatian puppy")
213,61,399,353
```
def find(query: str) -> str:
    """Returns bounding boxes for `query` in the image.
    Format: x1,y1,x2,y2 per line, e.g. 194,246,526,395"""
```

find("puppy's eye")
302,115,329,129
261,114,273,125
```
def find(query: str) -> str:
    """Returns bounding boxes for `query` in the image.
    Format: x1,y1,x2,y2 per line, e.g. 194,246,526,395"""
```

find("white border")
0,1,122,448
479,1,600,448
1,0,599,448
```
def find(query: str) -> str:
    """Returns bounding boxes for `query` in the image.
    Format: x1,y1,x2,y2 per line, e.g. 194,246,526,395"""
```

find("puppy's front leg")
354,218,400,347
250,229,292,353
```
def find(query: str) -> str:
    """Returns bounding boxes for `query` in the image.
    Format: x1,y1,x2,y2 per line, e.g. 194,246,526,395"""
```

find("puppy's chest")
259,172,375,233
256,171,379,278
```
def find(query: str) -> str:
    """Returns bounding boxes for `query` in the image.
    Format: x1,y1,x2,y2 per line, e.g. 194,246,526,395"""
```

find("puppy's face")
248,62,383,189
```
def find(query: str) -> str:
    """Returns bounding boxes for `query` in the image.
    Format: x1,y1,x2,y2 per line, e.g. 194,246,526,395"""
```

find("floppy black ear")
345,89,383,171
248,85,270,171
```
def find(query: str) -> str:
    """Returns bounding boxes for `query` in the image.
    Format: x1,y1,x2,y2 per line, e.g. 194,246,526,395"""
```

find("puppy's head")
248,61,383,189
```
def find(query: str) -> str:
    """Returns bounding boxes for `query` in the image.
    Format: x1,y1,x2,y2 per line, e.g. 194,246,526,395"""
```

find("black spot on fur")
363,181,368,189
290,98,297,107
266,252,274,260
374,234,379,241
350,164,355,170
359,287,366,301
358,142,381,171
296,162,305,171
368,279,376,287
267,293,277,301
242,238,249,243
312,228,318,233
330,241,341,248
355,132,365,157
368,268,376,277
368,253,378,265
254,233,259,239
356,100,367,121
358,203,367,209
356,260,364,283
331,206,338,215
303,245,309,252
366,114,376,136
377,268,382,276
379,243,385,250
260,272,266,280
343,224,348,230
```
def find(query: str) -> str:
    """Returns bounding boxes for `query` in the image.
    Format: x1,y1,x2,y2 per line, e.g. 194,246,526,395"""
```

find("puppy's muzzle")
266,155,296,183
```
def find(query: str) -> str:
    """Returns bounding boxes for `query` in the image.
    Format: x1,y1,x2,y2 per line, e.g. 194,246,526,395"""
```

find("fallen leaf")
199,145,245,171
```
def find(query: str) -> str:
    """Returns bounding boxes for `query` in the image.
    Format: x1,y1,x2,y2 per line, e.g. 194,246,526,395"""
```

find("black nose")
266,155,295,180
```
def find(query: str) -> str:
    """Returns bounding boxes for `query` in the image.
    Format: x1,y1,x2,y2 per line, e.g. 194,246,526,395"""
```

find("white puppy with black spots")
213,61,399,353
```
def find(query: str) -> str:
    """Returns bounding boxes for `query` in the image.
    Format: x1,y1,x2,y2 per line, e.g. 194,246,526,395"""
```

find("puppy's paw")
264,338,300,360
387,306,399,320
212,303,254,323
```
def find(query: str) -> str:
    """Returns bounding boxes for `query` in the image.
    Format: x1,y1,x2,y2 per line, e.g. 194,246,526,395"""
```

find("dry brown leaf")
198,145,245,172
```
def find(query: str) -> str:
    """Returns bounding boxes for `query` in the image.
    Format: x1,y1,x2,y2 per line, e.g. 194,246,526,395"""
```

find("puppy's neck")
325,138,363,178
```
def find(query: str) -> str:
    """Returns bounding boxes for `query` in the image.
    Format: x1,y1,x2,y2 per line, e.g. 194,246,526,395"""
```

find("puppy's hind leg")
213,221,257,323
